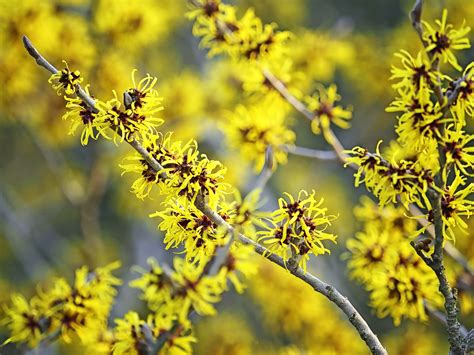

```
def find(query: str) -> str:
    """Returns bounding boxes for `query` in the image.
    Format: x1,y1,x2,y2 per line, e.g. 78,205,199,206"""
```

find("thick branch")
427,191,464,354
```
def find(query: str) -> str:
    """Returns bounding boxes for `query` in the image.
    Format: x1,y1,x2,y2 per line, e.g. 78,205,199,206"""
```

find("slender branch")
262,69,314,120
23,36,387,355
241,237,386,353
409,0,425,43
263,69,349,164
283,144,338,161
252,145,275,191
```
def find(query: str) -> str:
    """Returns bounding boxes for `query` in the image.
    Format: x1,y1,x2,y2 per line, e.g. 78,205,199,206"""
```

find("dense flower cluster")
346,198,443,325
347,10,473,240
54,68,164,145
2,263,121,350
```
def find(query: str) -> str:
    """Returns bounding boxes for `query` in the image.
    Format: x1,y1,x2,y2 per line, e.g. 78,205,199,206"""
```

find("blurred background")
0,0,473,353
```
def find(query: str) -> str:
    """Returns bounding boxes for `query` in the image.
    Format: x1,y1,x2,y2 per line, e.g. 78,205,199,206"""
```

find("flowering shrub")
0,0,473,354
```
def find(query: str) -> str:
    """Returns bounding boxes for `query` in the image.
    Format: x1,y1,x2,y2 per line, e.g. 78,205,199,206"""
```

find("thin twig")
23,35,387,355
283,144,338,161
252,145,275,191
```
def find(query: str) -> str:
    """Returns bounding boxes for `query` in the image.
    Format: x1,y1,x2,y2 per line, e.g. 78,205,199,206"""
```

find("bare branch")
409,0,425,43
283,144,338,161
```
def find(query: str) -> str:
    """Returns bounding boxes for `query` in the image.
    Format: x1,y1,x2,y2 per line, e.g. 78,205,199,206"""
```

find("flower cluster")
131,258,224,322
346,198,443,325
120,132,228,203
50,68,164,145
187,0,290,61
2,262,121,349
346,143,434,207
258,190,337,271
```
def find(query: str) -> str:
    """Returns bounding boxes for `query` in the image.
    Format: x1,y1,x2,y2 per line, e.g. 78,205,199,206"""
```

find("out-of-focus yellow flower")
223,99,295,172
2,262,121,349
305,84,352,143
2,294,46,348
289,31,355,85
249,261,366,353
347,198,443,325
93,0,173,52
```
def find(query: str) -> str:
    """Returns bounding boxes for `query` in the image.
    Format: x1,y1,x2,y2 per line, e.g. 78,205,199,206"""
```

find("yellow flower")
130,258,175,309
112,312,157,355
48,61,83,96
258,190,337,271
188,0,291,61
441,126,474,176
93,0,175,52
346,225,396,283
151,201,229,263
345,143,433,208
121,132,228,204
432,171,474,240
2,262,121,348
63,86,110,145
451,62,474,126
368,263,441,326
305,84,352,143
2,294,47,347
170,258,227,321
224,189,267,237
390,50,444,92
99,70,164,143
223,100,295,172
347,199,443,325
221,244,256,293
422,9,471,71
